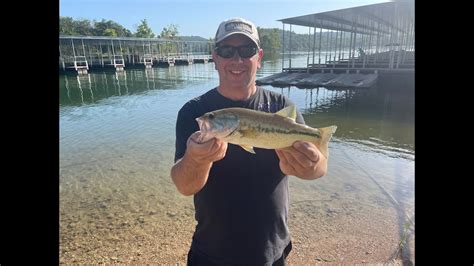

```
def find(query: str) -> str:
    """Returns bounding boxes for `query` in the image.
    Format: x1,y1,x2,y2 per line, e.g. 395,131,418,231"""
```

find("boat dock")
59,36,214,74
257,0,414,89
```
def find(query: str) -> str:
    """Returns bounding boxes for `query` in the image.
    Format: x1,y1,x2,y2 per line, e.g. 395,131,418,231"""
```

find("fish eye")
208,113,215,119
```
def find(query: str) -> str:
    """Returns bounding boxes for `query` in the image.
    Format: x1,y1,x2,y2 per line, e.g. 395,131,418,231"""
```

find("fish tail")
313,126,337,158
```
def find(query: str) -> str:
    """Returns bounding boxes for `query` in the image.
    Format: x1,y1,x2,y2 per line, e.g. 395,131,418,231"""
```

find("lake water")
59,54,414,263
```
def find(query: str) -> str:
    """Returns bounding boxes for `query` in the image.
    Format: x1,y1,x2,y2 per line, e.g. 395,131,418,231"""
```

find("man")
171,17,328,265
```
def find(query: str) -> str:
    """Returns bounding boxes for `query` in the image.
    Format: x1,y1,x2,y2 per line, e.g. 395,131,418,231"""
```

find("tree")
158,24,180,55
160,24,179,39
60,17,132,37
259,27,281,55
135,19,155,38
104,29,117,37
60,17,76,35
94,19,132,37
73,19,94,36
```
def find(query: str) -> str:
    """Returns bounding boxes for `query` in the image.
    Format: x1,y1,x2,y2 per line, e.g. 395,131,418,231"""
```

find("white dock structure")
59,36,213,74
257,0,414,89
73,56,89,75
143,54,153,68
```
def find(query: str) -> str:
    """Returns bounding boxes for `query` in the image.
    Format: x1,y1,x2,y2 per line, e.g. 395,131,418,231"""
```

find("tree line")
60,16,362,53
258,28,357,54
60,17,179,39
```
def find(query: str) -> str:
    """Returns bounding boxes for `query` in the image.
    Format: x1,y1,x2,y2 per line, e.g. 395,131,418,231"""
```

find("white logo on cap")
224,22,253,34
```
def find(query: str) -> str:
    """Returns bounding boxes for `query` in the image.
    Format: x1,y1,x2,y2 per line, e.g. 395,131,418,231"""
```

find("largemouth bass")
195,105,337,158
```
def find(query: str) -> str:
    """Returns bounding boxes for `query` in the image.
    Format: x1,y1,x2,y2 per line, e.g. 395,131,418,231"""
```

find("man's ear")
212,51,218,70
257,49,263,69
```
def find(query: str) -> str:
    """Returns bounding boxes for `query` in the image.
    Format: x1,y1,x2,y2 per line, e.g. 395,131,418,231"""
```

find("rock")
121,222,130,227
320,254,335,262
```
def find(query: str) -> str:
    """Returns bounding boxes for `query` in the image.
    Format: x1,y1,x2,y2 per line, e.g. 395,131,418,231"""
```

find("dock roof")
278,0,414,35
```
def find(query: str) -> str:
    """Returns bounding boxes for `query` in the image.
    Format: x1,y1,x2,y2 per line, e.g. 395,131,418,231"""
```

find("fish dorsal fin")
275,105,297,121
240,145,256,154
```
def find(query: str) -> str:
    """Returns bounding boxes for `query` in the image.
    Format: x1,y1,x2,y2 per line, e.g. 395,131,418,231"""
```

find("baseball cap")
215,18,260,48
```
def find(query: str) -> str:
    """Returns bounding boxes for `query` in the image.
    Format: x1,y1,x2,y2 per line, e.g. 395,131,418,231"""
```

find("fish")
195,105,337,158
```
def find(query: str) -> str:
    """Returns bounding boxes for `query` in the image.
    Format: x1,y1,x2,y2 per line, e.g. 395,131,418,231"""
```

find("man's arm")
171,131,228,196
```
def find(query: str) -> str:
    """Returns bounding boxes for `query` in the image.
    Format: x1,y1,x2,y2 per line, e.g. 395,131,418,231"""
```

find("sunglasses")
215,45,258,59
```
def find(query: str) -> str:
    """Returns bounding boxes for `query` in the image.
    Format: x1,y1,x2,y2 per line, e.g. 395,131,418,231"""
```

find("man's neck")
217,85,257,101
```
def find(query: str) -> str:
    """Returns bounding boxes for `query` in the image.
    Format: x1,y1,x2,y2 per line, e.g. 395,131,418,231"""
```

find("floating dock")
259,0,414,89
59,36,213,74
257,71,377,88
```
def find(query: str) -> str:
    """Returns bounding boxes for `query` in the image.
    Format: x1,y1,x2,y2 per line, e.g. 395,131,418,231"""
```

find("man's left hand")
275,141,328,180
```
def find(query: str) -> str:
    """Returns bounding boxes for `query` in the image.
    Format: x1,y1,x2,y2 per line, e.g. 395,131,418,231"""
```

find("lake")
59,54,414,264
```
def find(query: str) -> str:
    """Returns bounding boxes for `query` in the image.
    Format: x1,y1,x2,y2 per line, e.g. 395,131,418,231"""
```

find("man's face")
213,34,263,90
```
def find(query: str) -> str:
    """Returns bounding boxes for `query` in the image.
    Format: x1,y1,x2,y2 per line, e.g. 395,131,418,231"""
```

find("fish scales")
195,106,337,157
232,112,321,149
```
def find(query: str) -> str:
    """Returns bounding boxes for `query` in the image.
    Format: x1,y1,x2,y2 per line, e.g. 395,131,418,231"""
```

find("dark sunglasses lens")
217,47,235,58
238,46,257,58
216,45,257,58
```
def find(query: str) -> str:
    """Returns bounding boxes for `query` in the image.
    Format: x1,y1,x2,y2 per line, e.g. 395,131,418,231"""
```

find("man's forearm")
171,153,213,196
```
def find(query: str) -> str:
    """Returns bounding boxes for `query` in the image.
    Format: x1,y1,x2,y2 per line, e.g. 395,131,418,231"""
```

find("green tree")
135,19,155,38
160,24,180,54
72,19,94,36
104,28,117,37
60,17,133,37
60,16,76,35
258,27,281,55
160,24,179,39
94,19,132,37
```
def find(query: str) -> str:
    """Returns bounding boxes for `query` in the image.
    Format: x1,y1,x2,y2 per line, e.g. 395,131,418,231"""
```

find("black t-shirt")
174,86,304,265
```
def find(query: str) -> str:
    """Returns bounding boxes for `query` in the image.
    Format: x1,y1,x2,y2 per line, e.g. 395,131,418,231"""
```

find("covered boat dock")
257,0,414,89
59,36,213,74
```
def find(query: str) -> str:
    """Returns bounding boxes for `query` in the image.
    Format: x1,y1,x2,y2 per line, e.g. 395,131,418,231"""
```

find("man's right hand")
185,131,228,164
171,131,228,196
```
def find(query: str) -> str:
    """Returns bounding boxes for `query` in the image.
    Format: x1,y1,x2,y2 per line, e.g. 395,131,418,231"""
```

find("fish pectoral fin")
240,145,256,154
275,105,297,121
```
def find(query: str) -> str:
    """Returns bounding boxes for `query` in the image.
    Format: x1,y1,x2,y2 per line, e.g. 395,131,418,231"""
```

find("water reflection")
60,74,94,105
116,71,128,95
59,71,154,106
144,68,156,90
59,65,219,107
265,85,414,159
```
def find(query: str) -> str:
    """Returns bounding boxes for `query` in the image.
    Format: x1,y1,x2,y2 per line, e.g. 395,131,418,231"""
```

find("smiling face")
212,34,263,99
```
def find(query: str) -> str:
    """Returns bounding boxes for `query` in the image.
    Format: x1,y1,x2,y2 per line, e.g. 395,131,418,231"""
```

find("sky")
60,0,391,39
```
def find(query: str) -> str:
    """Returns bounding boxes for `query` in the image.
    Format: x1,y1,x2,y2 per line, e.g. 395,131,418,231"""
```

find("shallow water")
59,55,414,263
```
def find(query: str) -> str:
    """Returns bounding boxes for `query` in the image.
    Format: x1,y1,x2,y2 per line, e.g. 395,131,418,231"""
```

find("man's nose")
230,51,244,62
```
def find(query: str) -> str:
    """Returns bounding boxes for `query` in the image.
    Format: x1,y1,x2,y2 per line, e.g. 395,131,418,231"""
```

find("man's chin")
227,80,253,89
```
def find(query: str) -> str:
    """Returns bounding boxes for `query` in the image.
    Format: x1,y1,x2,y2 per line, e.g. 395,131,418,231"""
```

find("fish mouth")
196,117,209,133
195,117,212,143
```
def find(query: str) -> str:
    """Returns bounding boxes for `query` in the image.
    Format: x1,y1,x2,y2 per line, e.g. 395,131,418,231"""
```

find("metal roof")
59,36,211,44
278,0,414,35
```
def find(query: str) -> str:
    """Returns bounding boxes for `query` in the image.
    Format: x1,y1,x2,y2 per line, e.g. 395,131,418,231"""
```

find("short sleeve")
174,102,200,162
